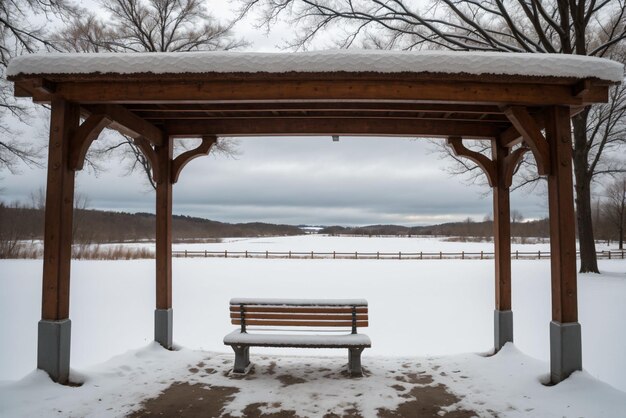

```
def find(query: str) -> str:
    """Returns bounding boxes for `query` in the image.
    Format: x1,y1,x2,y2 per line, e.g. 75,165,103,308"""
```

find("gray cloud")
1,135,547,226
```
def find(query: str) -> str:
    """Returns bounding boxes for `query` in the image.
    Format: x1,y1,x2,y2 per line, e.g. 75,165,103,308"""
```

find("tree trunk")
572,110,600,273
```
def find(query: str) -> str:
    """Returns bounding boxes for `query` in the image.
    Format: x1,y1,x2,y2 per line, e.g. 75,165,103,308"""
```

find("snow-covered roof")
7,50,624,83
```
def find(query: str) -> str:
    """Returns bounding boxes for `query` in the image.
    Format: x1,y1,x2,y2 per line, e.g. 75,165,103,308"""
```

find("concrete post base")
37,319,71,384
494,310,513,351
155,308,173,349
348,348,364,377
232,345,251,373
550,321,582,384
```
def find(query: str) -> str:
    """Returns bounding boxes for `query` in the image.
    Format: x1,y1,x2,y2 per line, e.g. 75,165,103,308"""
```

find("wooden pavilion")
7,50,622,385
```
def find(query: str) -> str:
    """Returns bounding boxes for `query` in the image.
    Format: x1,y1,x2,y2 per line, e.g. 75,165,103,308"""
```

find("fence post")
266,250,268,259
289,251,291,259
355,251,358,259
245,250,248,258
311,251,314,259
440,251,442,260
608,250,611,260
225,250,227,258
377,251,379,260
516,250,518,260
333,251,336,259
480,251,483,260
538,250,540,260
622,250,624,259
204,250,207,258
462,251,464,260
420,251,423,260
184,250,187,258
399,251,401,260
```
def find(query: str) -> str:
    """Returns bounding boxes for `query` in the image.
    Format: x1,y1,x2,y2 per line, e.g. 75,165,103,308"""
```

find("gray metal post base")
494,310,513,352
550,321,582,384
348,348,364,377
232,345,250,373
154,308,173,350
37,319,71,384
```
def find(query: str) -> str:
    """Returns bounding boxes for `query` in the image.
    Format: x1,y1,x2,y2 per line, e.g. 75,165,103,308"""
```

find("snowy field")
118,234,617,254
1,236,625,416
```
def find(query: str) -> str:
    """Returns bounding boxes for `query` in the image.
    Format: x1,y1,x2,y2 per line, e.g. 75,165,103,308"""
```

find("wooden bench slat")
232,319,369,327
229,306,368,314
230,313,368,321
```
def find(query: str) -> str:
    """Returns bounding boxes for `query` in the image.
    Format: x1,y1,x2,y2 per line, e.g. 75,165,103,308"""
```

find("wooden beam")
135,111,510,124
41,98,79,321
546,106,578,324
171,136,216,183
155,137,173,311
502,106,550,175
572,80,591,98
126,102,504,114
32,78,56,95
83,104,164,146
69,114,111,171
492,142,511,312
54,79,589,106
446,137,496,186
165,118,501,139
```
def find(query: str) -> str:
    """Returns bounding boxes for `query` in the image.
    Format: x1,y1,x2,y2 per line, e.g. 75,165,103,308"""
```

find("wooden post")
38,98,79,384
546,105,581,384
492,141,513,352
155,135,173,349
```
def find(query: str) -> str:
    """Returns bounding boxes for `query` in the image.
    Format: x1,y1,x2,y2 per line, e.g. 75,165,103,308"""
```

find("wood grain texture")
546,106,578,323
155,136,173,310
41,98,79,320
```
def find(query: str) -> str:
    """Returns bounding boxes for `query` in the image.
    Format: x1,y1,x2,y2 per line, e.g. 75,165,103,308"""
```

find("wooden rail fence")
172,249,626,260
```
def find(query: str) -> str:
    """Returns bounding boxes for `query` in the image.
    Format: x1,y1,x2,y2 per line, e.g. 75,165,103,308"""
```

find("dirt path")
128,361,476,418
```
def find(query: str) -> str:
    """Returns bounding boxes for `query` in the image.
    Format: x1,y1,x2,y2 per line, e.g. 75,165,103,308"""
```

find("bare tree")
237,0,626,272
0,1,78,173
511,210,524,224
54,0,245,189
603,177,626,249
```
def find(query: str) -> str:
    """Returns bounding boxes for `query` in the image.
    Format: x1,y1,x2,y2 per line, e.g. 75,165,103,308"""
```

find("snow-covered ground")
1,236,625,416
120,234,617,254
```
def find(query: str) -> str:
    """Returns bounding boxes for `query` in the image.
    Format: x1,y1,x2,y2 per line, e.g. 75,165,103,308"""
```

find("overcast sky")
0,1,550,226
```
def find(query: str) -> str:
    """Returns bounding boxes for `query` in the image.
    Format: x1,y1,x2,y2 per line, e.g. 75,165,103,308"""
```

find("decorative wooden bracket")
69,114,111,171
133,136,161,183
171,136,217,183
502,106,550,175
502,146,530,188
446,136,496,187
83,104,164,147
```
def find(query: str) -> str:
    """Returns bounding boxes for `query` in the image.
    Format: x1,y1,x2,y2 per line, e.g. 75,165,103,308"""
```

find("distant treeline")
319,219,551,239
0,205,303,244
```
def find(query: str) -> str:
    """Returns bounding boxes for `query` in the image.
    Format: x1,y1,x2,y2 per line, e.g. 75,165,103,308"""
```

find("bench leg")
232,345,250,373
348,348,364,377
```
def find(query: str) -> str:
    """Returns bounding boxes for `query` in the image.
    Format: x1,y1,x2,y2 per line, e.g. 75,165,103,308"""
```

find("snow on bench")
224,298,371,376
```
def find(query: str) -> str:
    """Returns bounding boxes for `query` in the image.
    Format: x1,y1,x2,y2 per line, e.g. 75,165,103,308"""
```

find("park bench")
224,298,371,376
